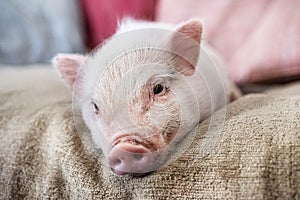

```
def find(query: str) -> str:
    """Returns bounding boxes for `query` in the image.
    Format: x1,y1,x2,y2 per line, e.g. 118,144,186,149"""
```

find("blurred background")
0,0,299,84
0,0,156,65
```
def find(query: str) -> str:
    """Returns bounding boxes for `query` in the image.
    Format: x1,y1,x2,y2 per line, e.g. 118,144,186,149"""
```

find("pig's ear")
170,19,202,76
52,54,87,89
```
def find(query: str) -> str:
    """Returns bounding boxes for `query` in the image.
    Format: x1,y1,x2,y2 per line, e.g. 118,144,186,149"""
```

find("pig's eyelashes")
153,84,165,95
92,102,100,115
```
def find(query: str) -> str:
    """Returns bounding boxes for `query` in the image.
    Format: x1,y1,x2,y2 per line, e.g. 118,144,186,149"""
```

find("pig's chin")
110,168,152,177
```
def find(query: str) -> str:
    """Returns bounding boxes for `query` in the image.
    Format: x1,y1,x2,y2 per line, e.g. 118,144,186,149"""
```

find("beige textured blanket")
0,66,299,199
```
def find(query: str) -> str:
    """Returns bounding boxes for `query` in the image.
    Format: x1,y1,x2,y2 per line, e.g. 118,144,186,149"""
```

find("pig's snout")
108,143,153,176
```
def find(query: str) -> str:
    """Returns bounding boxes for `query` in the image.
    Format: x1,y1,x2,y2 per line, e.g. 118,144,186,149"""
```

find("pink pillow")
81,0,157,49
156,0,300,83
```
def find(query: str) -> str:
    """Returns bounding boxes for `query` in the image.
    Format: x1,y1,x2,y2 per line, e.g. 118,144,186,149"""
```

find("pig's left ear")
170,19,203,76
52,53,87,89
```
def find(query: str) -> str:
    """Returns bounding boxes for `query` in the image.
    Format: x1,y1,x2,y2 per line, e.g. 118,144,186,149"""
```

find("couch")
0,66,299,199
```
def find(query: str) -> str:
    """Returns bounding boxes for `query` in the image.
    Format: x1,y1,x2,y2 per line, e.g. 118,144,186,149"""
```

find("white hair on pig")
52,18,234,176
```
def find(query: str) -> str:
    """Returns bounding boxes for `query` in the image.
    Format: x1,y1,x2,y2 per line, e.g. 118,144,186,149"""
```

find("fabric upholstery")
0,66,299,199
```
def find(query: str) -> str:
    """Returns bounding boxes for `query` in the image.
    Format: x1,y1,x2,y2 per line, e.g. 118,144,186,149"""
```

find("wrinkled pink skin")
53,19,231,176
157,0,300,83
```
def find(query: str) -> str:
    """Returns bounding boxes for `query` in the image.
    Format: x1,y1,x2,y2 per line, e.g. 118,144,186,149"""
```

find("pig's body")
53,19,236,176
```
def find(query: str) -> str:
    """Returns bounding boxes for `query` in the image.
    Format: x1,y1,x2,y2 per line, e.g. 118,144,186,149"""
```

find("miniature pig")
53,18,239,176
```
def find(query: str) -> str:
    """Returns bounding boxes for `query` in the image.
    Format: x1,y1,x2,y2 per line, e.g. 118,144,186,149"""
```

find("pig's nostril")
111,158,122,166
115,158,122,165
133,153,143,160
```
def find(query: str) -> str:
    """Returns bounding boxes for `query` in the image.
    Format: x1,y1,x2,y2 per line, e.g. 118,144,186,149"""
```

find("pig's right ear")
169,19,203,76
52,54,87,89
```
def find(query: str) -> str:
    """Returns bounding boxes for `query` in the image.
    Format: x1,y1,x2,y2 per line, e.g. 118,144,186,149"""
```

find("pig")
52,18,239,176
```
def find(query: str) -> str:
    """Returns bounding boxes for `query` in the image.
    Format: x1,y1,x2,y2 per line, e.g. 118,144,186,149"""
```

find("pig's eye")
92,102,99,114
153,84,164,95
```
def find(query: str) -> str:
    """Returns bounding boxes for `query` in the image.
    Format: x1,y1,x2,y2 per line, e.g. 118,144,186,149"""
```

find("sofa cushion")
0,66,299,199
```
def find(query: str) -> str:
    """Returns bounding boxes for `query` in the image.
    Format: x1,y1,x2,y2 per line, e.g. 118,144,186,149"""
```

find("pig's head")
53,19,208,176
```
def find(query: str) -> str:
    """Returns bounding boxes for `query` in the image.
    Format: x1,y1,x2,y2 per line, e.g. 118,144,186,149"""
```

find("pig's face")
53,19,204,175
82,50,202,175
86,54,181,152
